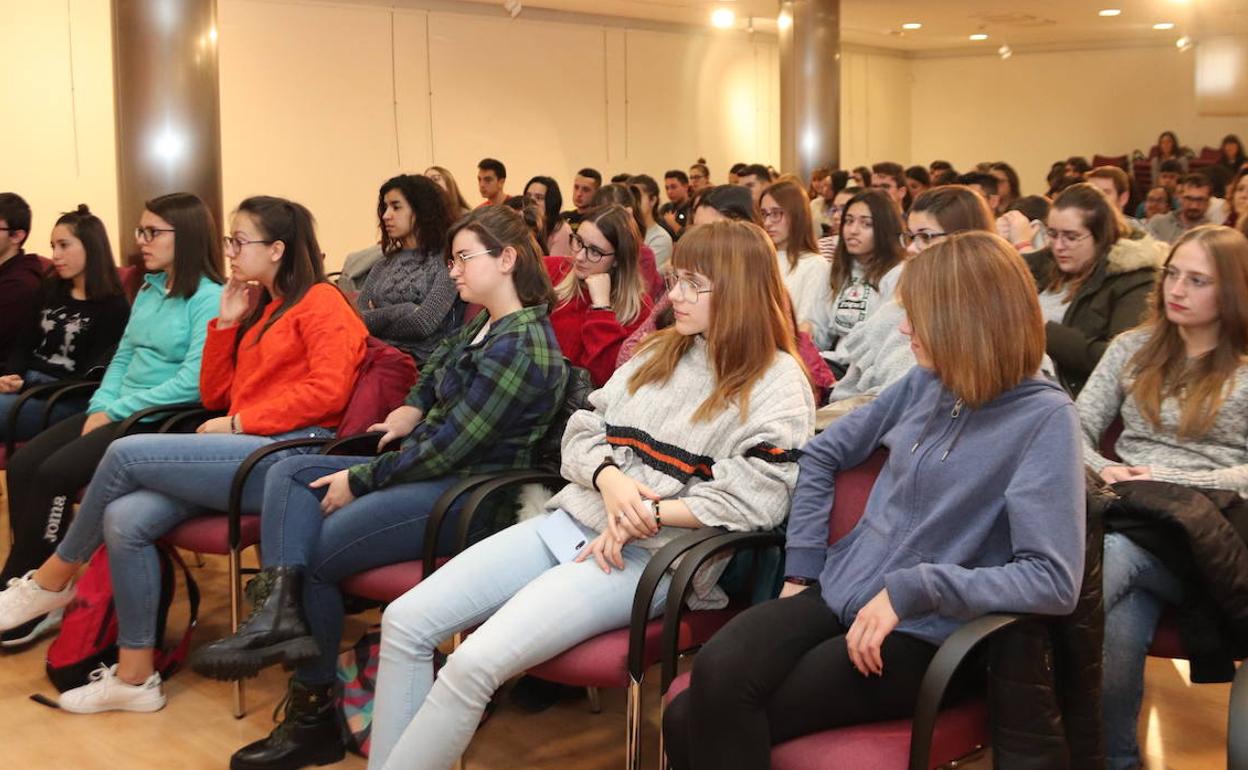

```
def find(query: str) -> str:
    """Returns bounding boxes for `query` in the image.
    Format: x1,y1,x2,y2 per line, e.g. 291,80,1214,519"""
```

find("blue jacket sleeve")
784,370,917,579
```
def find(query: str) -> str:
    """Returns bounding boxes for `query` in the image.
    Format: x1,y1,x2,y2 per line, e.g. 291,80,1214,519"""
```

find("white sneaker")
0,607,65,648
0,571,74,632
59,664,166,714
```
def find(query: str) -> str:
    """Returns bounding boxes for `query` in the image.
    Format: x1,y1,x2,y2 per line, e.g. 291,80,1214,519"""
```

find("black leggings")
663,587,938,770
2,413,128,581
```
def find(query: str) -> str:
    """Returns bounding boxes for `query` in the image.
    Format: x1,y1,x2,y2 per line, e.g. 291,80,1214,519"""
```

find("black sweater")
4,286,130,381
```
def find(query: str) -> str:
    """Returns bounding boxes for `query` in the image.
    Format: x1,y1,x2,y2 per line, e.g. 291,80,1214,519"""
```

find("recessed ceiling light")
969,33,989,41
902,22,922,30
711,8,735,28
1098,9,1121,17
1153,22,1175,30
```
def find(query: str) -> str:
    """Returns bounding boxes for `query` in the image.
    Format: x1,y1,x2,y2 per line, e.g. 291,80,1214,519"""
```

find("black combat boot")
191,566,319,681
230,678,345,770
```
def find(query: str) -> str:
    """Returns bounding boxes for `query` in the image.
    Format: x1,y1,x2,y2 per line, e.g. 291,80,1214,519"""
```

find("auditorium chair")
1093,154,1129,171
657,450,1028,770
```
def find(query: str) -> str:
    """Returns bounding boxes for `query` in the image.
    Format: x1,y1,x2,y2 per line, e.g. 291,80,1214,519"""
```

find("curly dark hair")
377,174,451,256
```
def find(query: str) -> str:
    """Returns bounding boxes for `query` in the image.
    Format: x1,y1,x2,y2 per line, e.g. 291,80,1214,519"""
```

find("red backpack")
44,544,199,692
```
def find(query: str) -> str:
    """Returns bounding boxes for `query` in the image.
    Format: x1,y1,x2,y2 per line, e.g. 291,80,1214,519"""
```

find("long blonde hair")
1128,225,1248,438
554,204,645,325
628,220,807,422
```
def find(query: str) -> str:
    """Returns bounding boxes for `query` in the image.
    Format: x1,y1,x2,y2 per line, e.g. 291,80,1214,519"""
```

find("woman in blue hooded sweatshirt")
663,231,1087,770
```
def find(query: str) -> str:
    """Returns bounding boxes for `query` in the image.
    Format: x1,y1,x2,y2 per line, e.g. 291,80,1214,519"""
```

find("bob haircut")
898,231,1045,407
908,185,995,234
447,205,555,311
1129,225,1248,438
629,220,806,422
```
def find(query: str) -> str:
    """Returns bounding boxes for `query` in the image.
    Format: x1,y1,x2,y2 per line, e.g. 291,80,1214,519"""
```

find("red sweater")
200,283,368,435
544,256,653,387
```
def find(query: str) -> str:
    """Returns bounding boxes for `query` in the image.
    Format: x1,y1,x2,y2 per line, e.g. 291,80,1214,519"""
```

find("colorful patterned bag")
336,626,381,757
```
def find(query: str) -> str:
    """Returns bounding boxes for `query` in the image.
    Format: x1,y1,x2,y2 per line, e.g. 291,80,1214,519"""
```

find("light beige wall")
2,0,117,254
909,44,1248,197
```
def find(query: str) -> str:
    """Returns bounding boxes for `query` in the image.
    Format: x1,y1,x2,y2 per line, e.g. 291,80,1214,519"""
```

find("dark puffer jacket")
1025,231,1166,397
986,480,1107,770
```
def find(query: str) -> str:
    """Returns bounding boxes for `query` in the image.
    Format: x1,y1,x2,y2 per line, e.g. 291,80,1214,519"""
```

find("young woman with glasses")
364,219,814,770
0,205,129,443
759,179,833,349
823,189,906,373
546,203,653,387
357,175,461,363
190,205,568,769
1028,183,1168,396
0,195,369,712
0,193,224,646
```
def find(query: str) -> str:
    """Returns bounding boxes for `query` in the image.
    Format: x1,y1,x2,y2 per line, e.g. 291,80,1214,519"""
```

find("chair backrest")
1099,417,1124,463
531,363,592,472
116,265,143,302
464,303,486,323
1092,154,1128,170
337,338,419,436
828,449,889,544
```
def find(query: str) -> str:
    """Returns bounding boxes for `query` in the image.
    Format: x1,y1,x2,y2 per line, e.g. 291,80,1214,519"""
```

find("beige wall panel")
392,10,435,175
218,0,400,269
624,29,778,187
910,45,1248,196
425,12,607,206
2,0,117,255
839,50,912,171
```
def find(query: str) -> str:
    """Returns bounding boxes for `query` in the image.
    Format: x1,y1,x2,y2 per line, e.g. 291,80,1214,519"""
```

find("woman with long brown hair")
759,179,833,348
665,232,1085,770
546,203,653,386
1078,224,1248,770
423,165,471,218
363,220,815,770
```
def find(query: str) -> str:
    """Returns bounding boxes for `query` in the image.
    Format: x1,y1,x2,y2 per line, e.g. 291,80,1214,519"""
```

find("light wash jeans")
1102,531,1185,770
368,514,670,770
54,427,331,649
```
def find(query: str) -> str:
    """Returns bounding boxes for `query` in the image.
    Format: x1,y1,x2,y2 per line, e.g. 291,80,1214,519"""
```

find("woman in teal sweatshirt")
0,192,223,646
664,232,1086,770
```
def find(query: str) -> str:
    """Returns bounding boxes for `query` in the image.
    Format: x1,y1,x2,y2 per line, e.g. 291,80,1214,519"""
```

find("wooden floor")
0,477,1233,769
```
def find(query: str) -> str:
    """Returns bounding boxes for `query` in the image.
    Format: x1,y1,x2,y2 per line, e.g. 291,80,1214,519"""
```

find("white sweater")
549,336,815,603
777,249,835,349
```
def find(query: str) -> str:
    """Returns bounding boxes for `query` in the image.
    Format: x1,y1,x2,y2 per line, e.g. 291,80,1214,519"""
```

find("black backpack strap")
154,546,200,678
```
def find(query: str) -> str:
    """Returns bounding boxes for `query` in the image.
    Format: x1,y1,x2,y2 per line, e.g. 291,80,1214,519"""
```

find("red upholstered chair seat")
529,609,737,689
162,514,261,554
664,671,989,770
1149,613,1186,659
339,559,449,603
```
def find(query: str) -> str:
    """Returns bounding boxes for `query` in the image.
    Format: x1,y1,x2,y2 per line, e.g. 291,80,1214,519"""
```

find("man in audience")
871,161,907,208
661,169,692,233
563,167,602,229
1064,156,1091,180
728,162,748,185
1134,159,1185,220
1086,166,1143,228
476,158,507,206
609,172,631,184
736,163,772,203
957,171,1001,214
0,192,44,364
931,168,959,187
1147,173,1215,244
929,159,955,176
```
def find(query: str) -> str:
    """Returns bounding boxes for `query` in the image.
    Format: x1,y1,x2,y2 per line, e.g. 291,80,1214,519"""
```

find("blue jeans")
54,428,331,649
0,370,87,442
257,453,465,685
367,514,669,770
1102,532,1184,770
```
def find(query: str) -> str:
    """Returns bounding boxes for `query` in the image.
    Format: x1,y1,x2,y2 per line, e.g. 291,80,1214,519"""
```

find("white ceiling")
442,0,1248,53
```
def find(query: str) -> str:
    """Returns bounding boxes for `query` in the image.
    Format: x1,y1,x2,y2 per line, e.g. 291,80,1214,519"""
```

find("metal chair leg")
229,547,247,718
626,678,643,770
587,686,602,713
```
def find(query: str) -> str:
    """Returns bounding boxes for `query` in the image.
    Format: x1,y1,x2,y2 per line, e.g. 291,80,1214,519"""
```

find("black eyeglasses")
899,230,952,249
571,232,614,262
223,234,276,252
135,226,175,243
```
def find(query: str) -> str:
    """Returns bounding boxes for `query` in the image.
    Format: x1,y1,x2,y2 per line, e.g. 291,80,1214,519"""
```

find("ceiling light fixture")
1153,22,1175,30
998,43,1013,59
902,22,922,30
1098,9,1121,17
1176,35,1193,51
969,33,989,41
777,10,792,30
711,7,736,28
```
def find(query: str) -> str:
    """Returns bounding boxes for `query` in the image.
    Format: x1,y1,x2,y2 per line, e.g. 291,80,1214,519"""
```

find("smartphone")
536,509,590,564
